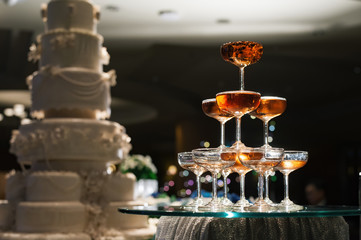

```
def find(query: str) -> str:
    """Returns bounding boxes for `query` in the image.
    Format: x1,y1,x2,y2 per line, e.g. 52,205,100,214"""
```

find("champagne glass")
249,96,287,148
239,147,284,212
274,150,308,211
192,148,235,212
221,148,252,209
178,152,207,208
216,90,261,149
220,41,263,90
201,98,234,148
249,96,287,204
202,98,234,205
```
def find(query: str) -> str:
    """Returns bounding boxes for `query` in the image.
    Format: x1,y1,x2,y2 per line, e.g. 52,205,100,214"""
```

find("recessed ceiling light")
159,10,180,21
105,5,120,12
217,19,230,24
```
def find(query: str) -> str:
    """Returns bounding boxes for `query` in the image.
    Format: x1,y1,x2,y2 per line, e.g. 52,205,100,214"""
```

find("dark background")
0,1,360,238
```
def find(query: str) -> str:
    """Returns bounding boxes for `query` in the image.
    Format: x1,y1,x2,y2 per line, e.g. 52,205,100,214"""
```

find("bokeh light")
4,108,14,117
227,178,231,184
271,175,277,182
167,165,177,175
205,175,212,182
188,179,194,186
217,179,224,187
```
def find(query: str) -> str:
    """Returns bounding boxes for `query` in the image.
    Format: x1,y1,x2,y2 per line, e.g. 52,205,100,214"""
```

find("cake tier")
105,201,149,230
0,200,13,231
16,201,87,233
26,171,82,202
38,30,106,71
10,119,131,166
102,173,136,202
5,171,25,202
42,0,99,33
0,232,91,240
27,67,115,120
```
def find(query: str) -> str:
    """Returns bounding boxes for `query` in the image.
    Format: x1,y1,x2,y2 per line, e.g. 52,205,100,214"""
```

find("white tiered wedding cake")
0,1,154,239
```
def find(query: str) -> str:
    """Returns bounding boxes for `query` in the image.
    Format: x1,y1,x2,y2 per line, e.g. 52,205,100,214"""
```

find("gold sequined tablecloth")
155,216,349,240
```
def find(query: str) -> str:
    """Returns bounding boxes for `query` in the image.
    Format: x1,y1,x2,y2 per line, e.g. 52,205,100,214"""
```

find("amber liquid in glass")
275,160,307,172
238,151,279,171
249,97,287,122
202,99,233,123
221,41,263,68
216,91,261,117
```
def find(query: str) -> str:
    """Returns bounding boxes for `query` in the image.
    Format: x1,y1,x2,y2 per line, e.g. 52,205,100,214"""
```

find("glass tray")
118,205,361,218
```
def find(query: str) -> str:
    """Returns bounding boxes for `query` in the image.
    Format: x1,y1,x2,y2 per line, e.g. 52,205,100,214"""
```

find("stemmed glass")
192,148,235,212
178,152,207,208
249,96,287,204
202,98,234,148
274,150,308,211
220,41,263,91
202,98,234,206
216,91,261,149
249,96,287,148
221,148,252,209
239,147,284,212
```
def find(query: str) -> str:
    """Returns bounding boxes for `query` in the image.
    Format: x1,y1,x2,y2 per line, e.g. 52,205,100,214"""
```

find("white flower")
121,154,157,175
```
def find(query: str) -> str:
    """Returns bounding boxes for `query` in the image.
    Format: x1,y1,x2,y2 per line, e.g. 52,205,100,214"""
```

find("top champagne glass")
221,41,263,90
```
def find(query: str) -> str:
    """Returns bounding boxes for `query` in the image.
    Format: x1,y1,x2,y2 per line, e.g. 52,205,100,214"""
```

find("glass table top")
118,205,361,218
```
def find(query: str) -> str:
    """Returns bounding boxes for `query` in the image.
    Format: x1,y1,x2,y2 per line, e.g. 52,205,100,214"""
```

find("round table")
119,205,361,240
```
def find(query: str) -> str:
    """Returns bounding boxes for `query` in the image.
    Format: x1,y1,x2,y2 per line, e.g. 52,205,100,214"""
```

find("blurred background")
0,0,360,237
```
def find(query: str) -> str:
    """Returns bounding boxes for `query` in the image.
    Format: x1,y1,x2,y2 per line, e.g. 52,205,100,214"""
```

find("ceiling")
0,0,361,170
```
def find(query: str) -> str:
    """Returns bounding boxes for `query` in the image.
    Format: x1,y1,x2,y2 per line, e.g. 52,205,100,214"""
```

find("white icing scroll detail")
28,43,41,63
94,5,100,21
50,33,75,50
101,47,110,65
41,4,47,22
103,70,117,86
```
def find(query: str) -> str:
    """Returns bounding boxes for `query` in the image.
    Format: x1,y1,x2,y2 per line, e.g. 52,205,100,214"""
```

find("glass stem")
265,173,270,199
212,173,218,201
220,122,225,146
264,120,269,147
284,173,290,201
258,172,265,200
236,117,241,143
239,67,245,91
240,173,246,200
196,175,201,199
223,174,228,199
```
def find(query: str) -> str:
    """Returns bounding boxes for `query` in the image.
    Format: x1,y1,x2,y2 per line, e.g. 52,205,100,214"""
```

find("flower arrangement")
120,154,157,180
